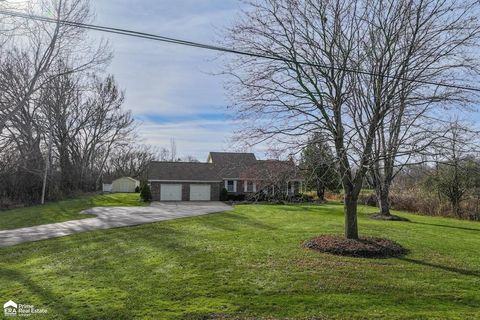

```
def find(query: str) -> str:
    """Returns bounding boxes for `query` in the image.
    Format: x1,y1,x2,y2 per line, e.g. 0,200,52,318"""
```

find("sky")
89,0,250,161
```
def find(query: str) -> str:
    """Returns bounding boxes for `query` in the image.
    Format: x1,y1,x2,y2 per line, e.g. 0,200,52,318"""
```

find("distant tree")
427,161,473,217
300,133,340,201
426,122,479,216
106,144,157,181
156,138,198,162
181,155,199,162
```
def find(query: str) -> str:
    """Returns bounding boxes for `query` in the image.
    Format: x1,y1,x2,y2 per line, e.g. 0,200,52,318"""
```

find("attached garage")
189,184,211,201
148,161,223,201
160,184,182,201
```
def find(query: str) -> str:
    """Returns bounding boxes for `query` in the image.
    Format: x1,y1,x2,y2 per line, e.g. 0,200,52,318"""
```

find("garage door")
161,184,182,201
189,184,211,201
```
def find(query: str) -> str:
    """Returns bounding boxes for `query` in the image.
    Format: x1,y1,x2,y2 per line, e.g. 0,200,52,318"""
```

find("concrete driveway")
0,202,232,247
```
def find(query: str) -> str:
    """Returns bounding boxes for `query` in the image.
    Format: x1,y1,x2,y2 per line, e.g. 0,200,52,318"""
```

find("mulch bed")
303,235,408,258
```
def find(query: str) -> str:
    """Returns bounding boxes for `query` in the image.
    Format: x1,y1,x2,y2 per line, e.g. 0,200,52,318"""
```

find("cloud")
90,0,240,117
86,1,263,159
137,118,237,160
136,116,273,161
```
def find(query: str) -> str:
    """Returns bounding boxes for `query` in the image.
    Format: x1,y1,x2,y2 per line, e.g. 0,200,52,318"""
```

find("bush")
227,194,246,201
287,193,315,203
135,186,140,193
220,188,229,201
351,187,480,221
140,184,152,202
358,193,377,206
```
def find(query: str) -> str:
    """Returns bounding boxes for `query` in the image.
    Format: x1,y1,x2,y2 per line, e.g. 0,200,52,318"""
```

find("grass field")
0,193,146,230
0,200,479,319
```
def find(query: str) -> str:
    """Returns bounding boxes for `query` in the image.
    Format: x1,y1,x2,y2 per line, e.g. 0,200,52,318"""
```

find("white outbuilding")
103,177,140,193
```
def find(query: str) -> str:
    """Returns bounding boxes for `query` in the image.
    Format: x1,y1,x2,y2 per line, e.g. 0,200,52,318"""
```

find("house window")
225,180,236,192
287,181,295,195
244,181,256,192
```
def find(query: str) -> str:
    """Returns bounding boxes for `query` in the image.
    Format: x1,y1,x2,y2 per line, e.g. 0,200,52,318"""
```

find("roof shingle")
148,152,303,182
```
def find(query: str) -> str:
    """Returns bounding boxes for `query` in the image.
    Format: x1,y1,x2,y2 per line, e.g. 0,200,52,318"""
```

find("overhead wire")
1,9,480,93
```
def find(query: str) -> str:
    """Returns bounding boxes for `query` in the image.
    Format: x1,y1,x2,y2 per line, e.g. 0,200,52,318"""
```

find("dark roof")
208,152,257,178
148,161,221,181
148,152,303,182
239,160,303,180
207,152,256,164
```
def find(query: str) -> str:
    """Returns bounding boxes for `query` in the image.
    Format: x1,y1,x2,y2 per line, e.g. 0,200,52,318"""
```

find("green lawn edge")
0,193,146,230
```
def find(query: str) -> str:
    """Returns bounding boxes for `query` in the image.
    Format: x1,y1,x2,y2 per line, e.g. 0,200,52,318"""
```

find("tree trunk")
316,183,325,201
452,197,461,217
344,191,359,239
41,125,53,205
376,185,391,216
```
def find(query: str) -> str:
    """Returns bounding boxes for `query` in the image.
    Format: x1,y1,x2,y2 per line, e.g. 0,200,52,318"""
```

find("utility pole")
41,117,54,205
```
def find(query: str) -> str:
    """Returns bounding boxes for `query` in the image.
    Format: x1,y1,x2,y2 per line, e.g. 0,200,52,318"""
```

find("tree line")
300,120,480,221
0,0,156,207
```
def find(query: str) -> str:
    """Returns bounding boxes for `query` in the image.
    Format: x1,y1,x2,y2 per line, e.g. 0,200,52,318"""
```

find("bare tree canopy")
224,0,480,239
0,0,146,206
0,0,110,135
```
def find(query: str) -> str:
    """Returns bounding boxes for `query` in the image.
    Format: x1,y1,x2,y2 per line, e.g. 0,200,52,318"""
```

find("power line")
1,9,480,93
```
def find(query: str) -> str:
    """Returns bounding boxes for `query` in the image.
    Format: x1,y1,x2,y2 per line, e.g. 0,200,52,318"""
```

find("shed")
110,177,140,193
102,183,112,193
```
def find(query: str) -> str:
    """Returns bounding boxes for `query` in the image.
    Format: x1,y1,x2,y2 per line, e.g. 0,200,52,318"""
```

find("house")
148,152,303,201
103,177,140,193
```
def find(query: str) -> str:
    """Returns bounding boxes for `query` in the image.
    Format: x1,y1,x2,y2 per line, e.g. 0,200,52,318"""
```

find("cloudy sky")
90,0,247,161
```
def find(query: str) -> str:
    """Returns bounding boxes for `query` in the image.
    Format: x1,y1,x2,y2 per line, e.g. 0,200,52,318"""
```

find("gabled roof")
114,177,139,183
207,152,257,178
239,160,303,180
148,152,303,182
148,161,221,181
102,176,139,184
207,152,256,164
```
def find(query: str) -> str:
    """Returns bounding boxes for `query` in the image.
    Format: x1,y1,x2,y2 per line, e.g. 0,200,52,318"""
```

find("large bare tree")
225,0,480,239
0,0,109,135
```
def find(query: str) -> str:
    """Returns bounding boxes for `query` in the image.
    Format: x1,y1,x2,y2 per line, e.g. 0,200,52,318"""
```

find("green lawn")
0,193,146,230
0,201,479,319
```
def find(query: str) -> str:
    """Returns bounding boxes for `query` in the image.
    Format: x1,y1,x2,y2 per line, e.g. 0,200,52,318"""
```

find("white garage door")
189,184,211,201
161,184,182,201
